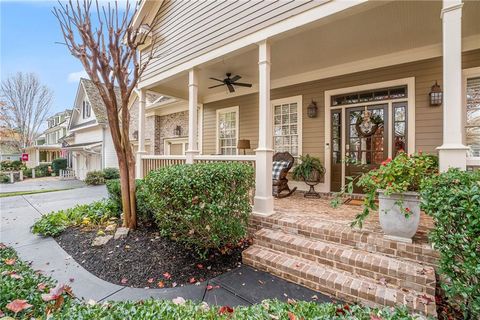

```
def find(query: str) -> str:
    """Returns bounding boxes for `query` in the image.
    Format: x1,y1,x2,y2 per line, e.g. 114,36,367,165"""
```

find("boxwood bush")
34,164,51,177
145,163,254,257
52,158,68,175
421,168,480,319
105,179,153,222
103,167,120,180
85,170,105,185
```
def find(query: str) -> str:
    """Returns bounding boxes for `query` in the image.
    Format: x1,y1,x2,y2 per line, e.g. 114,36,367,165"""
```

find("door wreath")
355,110,384,138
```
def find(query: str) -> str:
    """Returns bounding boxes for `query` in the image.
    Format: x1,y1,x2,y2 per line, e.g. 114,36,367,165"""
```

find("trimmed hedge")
34,164,51,177
1,244,417,320
421,168,480,319
85,170,105,185
103,167,120,180
0,160,24,171
52,158,68,175
145,163,254,257
0,173,10,183
105,179,153,222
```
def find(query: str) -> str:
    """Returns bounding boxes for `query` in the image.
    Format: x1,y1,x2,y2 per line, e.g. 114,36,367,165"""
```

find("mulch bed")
55,223,249,288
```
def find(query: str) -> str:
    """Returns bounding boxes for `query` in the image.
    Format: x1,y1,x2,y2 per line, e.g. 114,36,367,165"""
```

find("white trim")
463,66,480,166
324,77,415,192
200,34,480,105
271,95,303,157
215,106,240,155
139,0,365,89
164,137,189,156
198,103,204,154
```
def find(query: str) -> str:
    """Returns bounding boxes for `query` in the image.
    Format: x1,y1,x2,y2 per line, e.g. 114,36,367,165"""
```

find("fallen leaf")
4,258,16,265
120,278,128,284
157,281,165,288
196,264,204,269
37,283,47,292
287,298,296,305
189,277,196,284
41,284,72,302
288,311,296,320
172,297,186,305
379,278,388,286
206,285,220,291
218,305,234,315
311,295,318,301
69,278,75,283
163,272,171,280
171,282,177,287
10,273,23,280
147,278,154,284
418,294,434,305
258,280,265,285
6,299,32,314
0,243,7,250
370,314,383,320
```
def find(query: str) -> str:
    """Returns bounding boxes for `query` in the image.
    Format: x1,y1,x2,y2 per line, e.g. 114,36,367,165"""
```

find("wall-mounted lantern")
429,81,443,106
132,130,138,140
307,100,318,118
174,125,182,136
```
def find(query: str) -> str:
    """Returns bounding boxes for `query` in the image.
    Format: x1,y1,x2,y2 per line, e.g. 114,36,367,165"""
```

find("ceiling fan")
208,73,252,93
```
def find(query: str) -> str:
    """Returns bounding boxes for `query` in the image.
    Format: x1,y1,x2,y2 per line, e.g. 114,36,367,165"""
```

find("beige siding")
203,50,480,163
141,0,323,82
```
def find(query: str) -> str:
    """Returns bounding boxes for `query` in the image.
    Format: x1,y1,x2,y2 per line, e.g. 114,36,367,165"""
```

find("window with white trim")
82,100,91,119
273,98,300,157
216,107,238,155
466,76,480,158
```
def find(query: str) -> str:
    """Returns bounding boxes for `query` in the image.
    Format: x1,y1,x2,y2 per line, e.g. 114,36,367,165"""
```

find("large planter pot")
303,169,322,198
378,190,420,243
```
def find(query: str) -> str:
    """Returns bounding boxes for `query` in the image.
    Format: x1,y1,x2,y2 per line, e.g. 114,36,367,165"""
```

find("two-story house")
25,110,71,168
63,78,119,180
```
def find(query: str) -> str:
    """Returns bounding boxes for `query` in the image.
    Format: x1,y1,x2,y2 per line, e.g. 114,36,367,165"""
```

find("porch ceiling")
149,0,480,102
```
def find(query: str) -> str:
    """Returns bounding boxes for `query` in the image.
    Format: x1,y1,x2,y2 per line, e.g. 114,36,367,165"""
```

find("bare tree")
53,0,158,229
0,72,53,149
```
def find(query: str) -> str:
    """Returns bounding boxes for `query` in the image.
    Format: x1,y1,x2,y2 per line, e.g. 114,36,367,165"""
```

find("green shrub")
34,164,51,177
105,179,153,222
23,167,32,178
145,163,254,257
103,167,120,180
0,173,10,183
421,168,480,319
31,199,119,237
84,170,105,185
52,158,68,175
0,160,24,171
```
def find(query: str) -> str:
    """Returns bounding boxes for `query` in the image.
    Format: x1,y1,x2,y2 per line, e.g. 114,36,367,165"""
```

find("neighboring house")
0,127,21,161
129,0,480,314
63,78,119,180
24,110,71,168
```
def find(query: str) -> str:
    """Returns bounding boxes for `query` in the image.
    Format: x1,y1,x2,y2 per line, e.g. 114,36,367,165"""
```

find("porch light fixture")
174,125,182,136
429,81,443,106
307,100,318,118
237,139,251,155
136,24,151,46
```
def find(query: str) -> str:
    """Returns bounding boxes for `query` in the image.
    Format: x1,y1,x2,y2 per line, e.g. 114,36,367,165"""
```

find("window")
82,100,91,119
332,86,407,106
273,97,301,157
216,107,238,155
393,102,407,156
466,76,480,157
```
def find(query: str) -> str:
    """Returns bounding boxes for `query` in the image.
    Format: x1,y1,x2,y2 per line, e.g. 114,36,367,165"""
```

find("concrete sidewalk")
0,177,86,194
0,186,328,305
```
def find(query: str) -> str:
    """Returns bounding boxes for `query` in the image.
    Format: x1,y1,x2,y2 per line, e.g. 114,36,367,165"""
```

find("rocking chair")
272,152,297,198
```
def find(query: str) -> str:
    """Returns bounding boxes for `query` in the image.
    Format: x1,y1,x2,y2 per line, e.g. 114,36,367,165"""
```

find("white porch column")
437,0,468,171
35,149,40,166
186,68,200,164
253,39,274,215
135,89,147,178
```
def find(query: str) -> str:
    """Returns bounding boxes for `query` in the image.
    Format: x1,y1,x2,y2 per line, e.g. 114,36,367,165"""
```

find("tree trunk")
118,148,137,229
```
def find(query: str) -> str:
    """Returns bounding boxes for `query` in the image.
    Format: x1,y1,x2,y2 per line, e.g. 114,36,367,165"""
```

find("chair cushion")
272,160,289,180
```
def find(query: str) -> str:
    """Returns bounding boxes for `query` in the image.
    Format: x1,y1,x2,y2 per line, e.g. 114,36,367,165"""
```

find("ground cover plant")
1,243,421,320
145,162,255,258
103,167,120,180
0,173,10,183
84,170,105,185
421,168,480,319
31,199,119,237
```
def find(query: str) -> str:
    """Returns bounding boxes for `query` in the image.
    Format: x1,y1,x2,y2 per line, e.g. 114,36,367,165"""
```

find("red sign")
21,153,29,162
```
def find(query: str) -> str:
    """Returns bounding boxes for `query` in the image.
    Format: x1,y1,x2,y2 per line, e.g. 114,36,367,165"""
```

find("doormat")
344,198,378,206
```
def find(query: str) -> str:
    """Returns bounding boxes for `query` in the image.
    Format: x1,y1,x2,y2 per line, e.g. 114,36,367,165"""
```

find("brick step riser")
255,235,435,296
249,218,438,267
242,246,437,317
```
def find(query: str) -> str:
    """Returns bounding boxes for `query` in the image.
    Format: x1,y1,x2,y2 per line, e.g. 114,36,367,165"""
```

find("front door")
345,105,388,193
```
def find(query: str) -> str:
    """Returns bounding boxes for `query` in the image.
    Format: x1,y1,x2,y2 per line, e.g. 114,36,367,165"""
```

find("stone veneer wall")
158,111,189,155
129,100,158,154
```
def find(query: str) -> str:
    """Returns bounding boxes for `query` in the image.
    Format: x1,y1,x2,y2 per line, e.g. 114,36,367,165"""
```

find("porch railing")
141,154,256,177
59,169,76,180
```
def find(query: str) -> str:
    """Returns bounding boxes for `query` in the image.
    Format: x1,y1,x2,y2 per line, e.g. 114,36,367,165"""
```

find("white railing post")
186,68,200,164
136,89,147,178
253,39,274,216
437,0,468,171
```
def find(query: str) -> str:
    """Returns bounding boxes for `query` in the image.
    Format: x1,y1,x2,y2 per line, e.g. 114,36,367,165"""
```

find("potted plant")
292,154,325,198
336,151,438,242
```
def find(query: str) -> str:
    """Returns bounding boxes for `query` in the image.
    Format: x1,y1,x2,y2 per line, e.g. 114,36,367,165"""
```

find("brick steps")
249,214,439,267
243,245,437,317
254,228,436,296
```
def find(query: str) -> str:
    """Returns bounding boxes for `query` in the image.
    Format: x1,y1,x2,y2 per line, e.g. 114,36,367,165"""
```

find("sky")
1,0,130,116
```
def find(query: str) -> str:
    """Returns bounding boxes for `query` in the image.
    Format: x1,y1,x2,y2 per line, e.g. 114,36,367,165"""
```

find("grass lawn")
0,188,74,198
